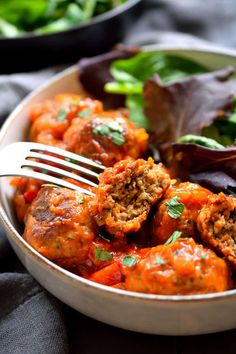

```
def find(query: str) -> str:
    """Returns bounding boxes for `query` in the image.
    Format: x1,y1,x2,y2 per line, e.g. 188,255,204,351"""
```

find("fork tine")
28,151,99,179
22,160,98,188
3,169,95,196
26,142,105,170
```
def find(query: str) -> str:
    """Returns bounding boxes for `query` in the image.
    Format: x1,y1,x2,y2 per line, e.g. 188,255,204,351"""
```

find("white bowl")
1,45,236,336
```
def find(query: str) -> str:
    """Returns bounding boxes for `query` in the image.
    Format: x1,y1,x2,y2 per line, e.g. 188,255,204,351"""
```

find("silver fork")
0,142,105,196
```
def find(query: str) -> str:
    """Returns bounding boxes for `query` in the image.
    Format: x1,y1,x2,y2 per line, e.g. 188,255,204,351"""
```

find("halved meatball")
23,187,95,269
152,182,212,245
124,238,232,295
63,112,149,166
197,192,236,268
92,158,171,238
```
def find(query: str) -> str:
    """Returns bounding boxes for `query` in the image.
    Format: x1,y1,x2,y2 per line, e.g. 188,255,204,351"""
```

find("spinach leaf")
107,52,206,91
104,51,207,129
178,134,224,149
0,0,128,36
125,95,151,131
0,0,47,25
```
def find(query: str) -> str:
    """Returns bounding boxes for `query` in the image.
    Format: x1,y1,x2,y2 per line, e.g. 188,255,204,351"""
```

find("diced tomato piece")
88,262,124,286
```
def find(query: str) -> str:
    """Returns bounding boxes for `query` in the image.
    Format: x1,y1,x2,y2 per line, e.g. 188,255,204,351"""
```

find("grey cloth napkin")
1,1,236,353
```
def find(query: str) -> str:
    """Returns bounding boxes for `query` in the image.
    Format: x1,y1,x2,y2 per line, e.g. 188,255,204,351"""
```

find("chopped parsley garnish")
56,108,67,122
76,194,84,204
155,257,166,265
122,255,138,267
164,196,185,219
165,231,182,245
93,121,125,146
201,253,207,260
78,108,91,118
94,247,113,262
40,169,48,174
65,157,77,165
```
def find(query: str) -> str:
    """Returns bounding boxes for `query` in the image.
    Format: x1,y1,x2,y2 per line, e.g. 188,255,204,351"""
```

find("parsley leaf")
76,194,84,204
93,121,125,146
65,157,77,165
155,257,166,265
201,253,207,260
56,108,67,122
94,247,113,262
164,196,185,219
78,108,91,118
165,231,182,245
122,255,138,267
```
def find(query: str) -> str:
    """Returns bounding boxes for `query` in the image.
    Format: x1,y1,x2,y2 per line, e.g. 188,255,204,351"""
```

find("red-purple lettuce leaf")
170,143,236,194
144,67,236,148
78,45,139,109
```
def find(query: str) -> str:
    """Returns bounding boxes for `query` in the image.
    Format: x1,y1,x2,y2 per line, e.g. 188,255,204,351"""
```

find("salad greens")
104,52,207,129
177,135,224,149
78,47,236,194
0,0,127,36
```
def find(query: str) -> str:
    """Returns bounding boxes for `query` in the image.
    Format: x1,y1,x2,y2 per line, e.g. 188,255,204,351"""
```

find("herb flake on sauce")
94,247,113,261
122,255,137,267
93,121,125,146
56,108,67,122
165,231,182,245
164,196,184,219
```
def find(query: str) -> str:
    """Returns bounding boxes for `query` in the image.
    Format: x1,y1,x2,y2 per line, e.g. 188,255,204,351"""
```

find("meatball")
124,238,232,295
12,177,43,224
152,182,212,244
23,187,95,269
197,192,236,269
93,158,171,238
29,94,103,147
63,112,149,166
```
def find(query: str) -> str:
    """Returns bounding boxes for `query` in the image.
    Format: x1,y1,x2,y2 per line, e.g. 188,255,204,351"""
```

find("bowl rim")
0,0,142,41
2,44,236,303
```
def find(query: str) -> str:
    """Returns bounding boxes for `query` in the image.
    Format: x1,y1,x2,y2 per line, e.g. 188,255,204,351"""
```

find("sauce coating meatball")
93,158,171,238
197,193,236,269
12,177,43,224
29,94,103,147
63,112,148,166
152,182,212,244
23,187,95,269
124,238,232,295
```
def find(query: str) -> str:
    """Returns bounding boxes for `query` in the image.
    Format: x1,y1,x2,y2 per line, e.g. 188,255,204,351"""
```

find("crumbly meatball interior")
197,193,236,268
93,158,171,238
124,238,232,295
23,187,95,269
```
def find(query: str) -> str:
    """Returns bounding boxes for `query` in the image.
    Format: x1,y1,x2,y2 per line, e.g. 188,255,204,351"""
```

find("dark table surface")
1,1,236,353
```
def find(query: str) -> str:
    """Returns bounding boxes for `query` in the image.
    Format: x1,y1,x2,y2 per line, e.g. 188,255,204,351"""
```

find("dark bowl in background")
0,0,143,74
